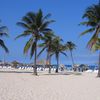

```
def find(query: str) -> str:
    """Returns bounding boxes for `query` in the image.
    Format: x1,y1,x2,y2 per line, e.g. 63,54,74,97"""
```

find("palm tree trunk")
48,55,51,73
34,40,38,75
55,53,59,73
47,51,51,73
97,51,100,77
46,51,50,73
70,50,75,71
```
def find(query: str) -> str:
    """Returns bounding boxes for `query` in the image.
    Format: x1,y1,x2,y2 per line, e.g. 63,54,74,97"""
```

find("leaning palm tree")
37,31,55,73
0,23,9,53
16,9,54,75
92,38,100,77
50,36,67,73
80,2,100,77
65,41,76,70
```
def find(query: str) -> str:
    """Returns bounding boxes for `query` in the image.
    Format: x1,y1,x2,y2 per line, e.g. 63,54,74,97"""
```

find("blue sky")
0,0,99,65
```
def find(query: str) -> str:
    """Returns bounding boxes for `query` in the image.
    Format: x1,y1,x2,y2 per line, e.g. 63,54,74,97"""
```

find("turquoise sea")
65,65,98,70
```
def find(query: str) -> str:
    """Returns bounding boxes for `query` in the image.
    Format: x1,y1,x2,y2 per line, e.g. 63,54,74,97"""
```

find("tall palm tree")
65,41,76,70
50,36,67,73
0,23,9,53
16,9,54,75
37,31,55,73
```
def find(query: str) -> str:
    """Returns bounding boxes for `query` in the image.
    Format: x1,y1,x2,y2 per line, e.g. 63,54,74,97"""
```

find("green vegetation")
37,31,55,73
80,3,100,48
15,9,76,75
92,39,100,77
80,2,100,77
65,41,76,71
16,9,54,75
50,36,67,73
0,21,9,53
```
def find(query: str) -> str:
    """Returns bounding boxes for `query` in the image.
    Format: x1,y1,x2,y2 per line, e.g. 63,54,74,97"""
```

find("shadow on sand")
42,72,82,76
0,70,82,76
0,70,33,74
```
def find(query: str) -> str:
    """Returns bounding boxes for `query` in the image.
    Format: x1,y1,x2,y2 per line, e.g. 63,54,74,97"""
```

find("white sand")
0,69,100,100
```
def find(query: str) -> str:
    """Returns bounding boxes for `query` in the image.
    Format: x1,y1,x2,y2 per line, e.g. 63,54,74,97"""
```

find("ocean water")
64,65,98,70
88,65,98,70
65,65,72,70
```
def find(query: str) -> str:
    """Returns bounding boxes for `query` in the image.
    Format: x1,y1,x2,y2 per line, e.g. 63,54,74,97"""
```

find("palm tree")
0,23,9,53
16,9,54,75
50,36,67,73
80,2,100,77
37,31,55,73
65,41,76,70
80,3,100,48
92,38,100,77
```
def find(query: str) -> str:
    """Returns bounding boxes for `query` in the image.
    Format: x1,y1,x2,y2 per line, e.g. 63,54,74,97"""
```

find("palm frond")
0,39,9,53
87,33,98,49
40,20,55,31
0,26,9,37
91,43,99,52
36,9,42,27
87,26,100,48
79,21,96,26
38,43,45,47
60,52,67,57
30,42,36,59
0,32,9,37
37,46,47,58
50,52,54,57
65,41,76,51
17,22,31,29
80,28,95,36
42,28,52,33
91,37,100,51
22,16,33,24
24,37,33,54
43,13,51,21
15,31,31,40
26,12,36,23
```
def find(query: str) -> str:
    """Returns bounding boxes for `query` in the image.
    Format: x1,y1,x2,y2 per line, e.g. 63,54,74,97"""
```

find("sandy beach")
0,69,100,100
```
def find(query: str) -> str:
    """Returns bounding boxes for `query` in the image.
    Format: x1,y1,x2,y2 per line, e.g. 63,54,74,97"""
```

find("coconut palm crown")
80,3,100,48
0,22,9,53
